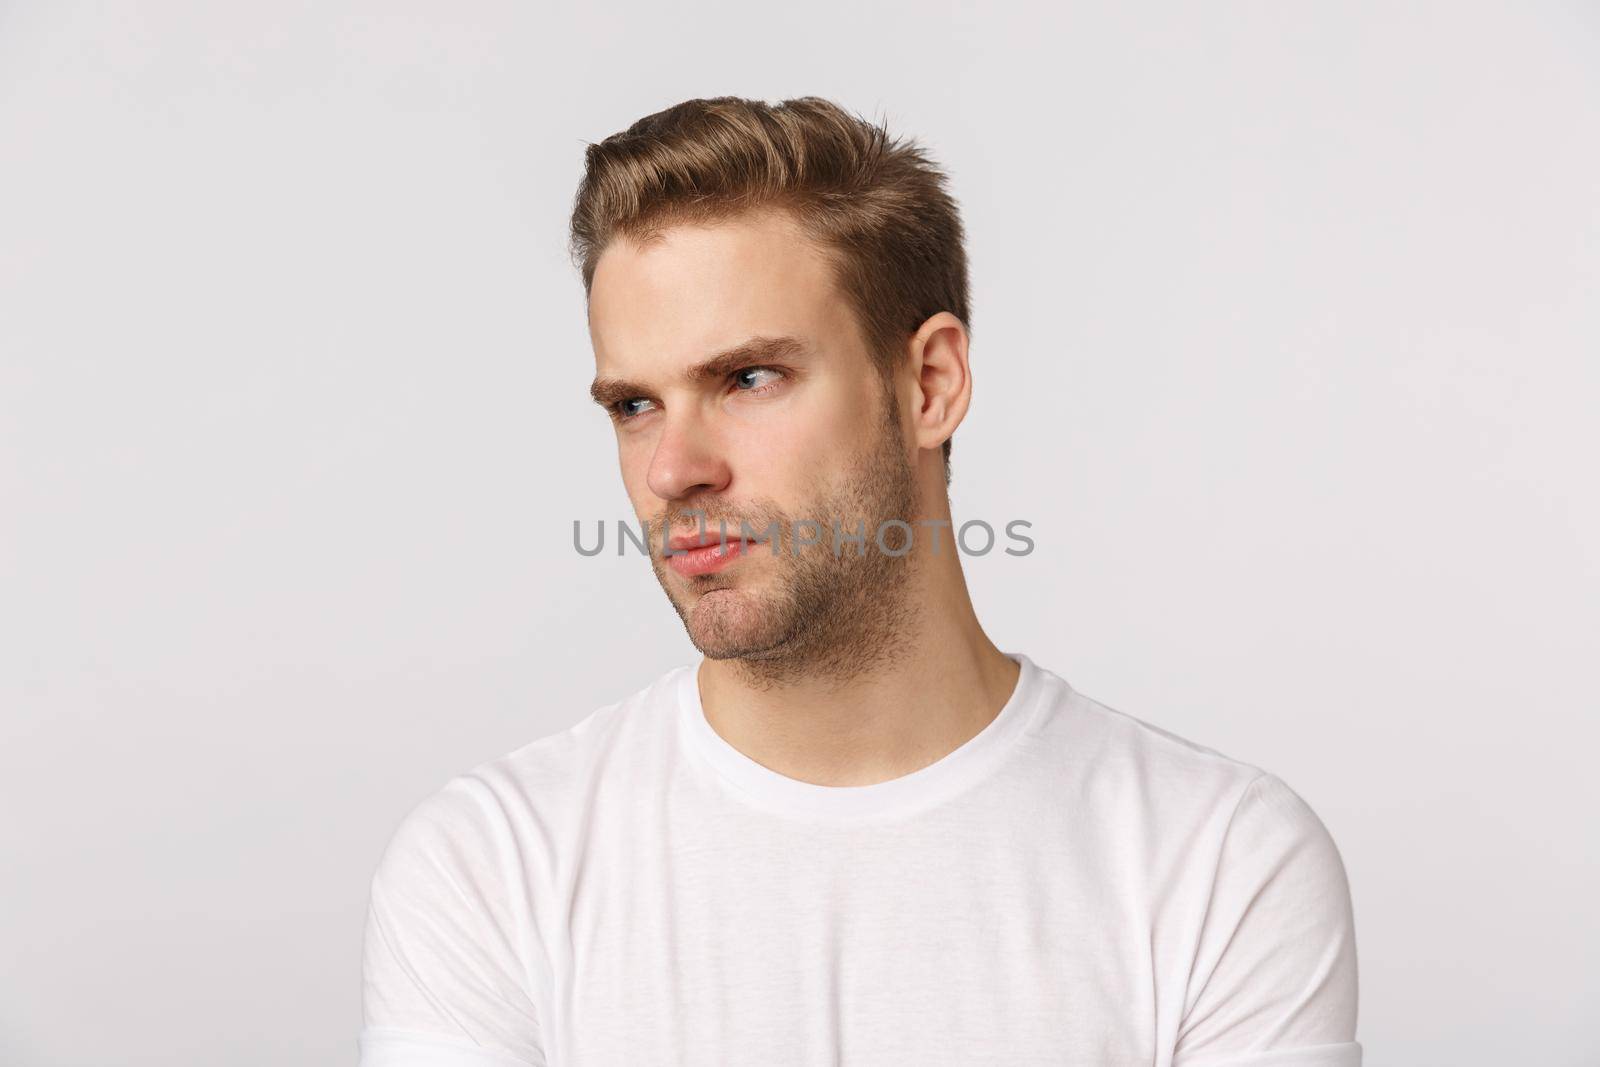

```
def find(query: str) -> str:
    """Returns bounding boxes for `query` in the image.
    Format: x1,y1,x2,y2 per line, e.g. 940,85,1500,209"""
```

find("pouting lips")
664,536,765,577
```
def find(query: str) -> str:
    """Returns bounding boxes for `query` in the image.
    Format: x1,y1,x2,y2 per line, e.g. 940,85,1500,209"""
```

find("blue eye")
616,397,655,420
733,367,783,391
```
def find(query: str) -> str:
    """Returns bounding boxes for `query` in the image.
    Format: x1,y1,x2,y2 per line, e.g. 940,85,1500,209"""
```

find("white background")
2,3,1596,1064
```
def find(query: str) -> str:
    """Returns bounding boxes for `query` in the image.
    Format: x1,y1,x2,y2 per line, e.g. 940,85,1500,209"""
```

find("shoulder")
1034,668,1269,804
1026,672,1359,1056
360,664,692,1054
1030,668,1349,866
374,664,689,875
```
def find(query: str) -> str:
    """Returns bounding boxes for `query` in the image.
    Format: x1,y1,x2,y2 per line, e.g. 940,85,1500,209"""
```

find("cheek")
726,398,863,499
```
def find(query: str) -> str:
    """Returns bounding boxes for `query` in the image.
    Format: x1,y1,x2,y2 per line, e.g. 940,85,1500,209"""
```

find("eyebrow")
589,335,810,410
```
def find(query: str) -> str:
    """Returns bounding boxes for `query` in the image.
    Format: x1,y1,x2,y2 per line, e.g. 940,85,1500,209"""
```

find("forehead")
587,209,856,371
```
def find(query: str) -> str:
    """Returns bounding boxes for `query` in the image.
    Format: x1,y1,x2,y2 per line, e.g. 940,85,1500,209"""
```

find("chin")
684,587,786,660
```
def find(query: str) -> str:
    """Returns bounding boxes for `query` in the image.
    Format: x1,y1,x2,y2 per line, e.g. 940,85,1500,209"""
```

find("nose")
646,413,731,503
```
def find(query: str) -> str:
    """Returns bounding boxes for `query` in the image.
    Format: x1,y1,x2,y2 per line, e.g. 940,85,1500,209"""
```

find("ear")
906,311,972,456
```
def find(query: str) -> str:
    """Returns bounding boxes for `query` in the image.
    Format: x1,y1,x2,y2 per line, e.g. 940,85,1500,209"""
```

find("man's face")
587,208,923,672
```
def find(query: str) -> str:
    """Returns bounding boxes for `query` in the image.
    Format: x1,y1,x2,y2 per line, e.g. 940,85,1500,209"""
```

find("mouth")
663,534,764,578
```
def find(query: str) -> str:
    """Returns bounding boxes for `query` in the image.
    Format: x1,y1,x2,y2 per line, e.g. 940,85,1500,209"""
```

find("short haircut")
569,95,970,477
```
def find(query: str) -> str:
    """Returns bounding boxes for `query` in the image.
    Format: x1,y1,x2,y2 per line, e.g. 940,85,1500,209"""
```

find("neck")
695,527,1020,788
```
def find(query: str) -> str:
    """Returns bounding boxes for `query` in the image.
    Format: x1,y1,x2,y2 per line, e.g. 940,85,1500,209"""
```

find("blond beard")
646,385,923,689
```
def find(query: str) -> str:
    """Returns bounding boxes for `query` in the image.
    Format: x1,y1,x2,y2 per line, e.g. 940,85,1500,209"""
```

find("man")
358,96,1361,1066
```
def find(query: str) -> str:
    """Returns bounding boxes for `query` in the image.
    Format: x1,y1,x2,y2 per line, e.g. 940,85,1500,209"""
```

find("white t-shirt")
358,653,1361,1066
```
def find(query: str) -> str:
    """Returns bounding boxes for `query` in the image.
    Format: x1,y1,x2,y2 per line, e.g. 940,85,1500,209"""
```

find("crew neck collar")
676,652,1047,822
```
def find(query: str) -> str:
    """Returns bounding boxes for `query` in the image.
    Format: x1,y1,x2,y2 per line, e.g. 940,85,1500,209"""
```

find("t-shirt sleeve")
358,775,547,1067
1171,772,1362,1067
